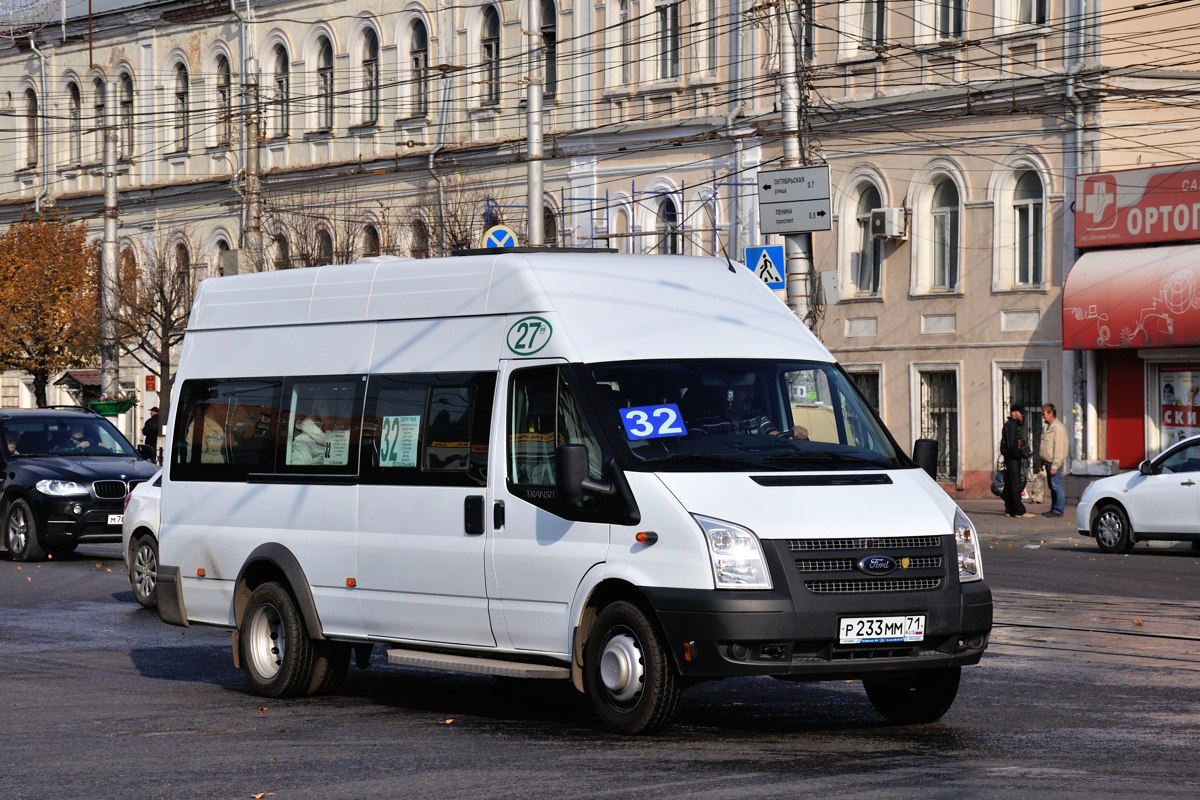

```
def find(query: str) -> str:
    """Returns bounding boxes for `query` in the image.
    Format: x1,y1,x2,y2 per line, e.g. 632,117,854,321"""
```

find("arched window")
173,242,192,289
931,179,960,290
852,185,883,296
410,21,429,117
215,238,231,276
317,37,334,130
273,234,291,270
216,56,232,145
482,6,501,106
1014,170,1044,287
93,78,106,160
362,224,381,257
657,196,681,255
318,229,335,264
173,64,189,150
543,205,558,247
541,0,557,97
619,0,632,84
272,45,289,137
658,1,681,79
24,88,38,167
68,83,82,164
119,72,135,159
612,207,631,253
410,218,430,259
362,29,380,124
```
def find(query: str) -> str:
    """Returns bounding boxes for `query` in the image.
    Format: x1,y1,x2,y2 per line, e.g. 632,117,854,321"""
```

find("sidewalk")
957,497,1081,539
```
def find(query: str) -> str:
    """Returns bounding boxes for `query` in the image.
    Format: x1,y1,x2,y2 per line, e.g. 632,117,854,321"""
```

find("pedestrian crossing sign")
744,245,785,289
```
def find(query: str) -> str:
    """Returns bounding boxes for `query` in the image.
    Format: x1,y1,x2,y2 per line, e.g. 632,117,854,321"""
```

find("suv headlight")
954,507,983,582
694,515,772,590
36,479,89,497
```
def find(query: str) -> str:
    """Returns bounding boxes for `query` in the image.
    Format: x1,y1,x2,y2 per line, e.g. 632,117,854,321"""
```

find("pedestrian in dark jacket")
1000,404,1035,518
142,407,161,454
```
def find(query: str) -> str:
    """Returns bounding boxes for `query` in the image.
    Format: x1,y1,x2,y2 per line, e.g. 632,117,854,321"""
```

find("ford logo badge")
856,555,897,576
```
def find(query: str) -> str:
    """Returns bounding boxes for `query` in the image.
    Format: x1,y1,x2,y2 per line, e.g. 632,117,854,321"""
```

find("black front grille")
92,480,129,500
788,535,948,595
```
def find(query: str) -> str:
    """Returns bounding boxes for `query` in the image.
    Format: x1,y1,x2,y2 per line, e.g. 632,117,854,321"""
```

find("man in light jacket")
1040,403,1069,517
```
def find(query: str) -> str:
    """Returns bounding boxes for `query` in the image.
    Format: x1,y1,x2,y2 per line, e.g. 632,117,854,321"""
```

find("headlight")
954,507,983,582
694,515,772,590
35,479,89,497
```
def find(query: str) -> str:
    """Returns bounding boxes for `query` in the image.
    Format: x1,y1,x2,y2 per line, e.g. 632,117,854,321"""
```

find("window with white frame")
24,88,38,167
173,64,190,151
935,0,964,39
119,73,134,159
410,21,429,117
849,368,881,413
657,196,681,254
919,369,958,481
612,206,631,253
543,205,558,247
846,0,886,53
317,37,334,130
216,56,232,144
852,185,883,296
619,0,633,84
271,45,289,137
706,0,717,70
931,178,960,291
362,29,380,124
1016,0,1047,25
482,6,501,106
1014,170,1044,287
801,0,815,62
658,1,680,79
542,0,558,97
68,83,81,164
363,224,381,257
93,78,106,161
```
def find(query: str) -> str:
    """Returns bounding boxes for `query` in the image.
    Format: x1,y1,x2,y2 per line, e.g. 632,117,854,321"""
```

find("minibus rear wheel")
862,665,961,724
240,582,318,698
584,600,681,735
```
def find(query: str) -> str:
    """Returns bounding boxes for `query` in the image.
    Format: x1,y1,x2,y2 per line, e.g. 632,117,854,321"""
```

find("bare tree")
111,228,196,421
405,175,514,256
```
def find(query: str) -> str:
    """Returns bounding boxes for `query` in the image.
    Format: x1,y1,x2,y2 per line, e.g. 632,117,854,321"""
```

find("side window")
172,379,282,481
360,372,494,487
1160,444,1200,474
281,377,365,472
508,366,603,489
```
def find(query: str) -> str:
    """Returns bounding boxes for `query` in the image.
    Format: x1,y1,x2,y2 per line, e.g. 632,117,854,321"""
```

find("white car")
1077,435,1200,554
121,470,161,608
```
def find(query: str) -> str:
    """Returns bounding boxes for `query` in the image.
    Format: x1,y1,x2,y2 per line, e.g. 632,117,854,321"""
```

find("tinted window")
171,379,282,481
280,376,365,473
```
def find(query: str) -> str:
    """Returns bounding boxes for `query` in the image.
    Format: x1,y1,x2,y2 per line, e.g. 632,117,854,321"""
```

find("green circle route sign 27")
506,316,553,355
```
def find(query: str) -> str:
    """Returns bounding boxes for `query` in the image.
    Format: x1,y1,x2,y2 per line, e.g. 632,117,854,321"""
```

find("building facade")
3,1,1199,494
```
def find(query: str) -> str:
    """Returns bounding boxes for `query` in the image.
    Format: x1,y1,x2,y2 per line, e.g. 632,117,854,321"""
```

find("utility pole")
245,57,263,268
779,1,816,328
100,79,120,401
526,0,544,246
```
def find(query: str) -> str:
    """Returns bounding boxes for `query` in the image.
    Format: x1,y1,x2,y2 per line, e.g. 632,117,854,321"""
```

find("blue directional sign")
483,224,519,249
744,245,786,290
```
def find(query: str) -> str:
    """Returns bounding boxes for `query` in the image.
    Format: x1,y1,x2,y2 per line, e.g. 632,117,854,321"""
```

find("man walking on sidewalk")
1000,404,1035,518
1040,403,1068,517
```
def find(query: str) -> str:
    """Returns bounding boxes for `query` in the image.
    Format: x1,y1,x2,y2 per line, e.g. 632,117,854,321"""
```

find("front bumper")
644,536,992,681
32,495,126,545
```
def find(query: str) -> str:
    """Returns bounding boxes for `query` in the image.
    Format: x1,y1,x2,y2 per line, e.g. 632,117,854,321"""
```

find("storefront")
1064,162,1200,467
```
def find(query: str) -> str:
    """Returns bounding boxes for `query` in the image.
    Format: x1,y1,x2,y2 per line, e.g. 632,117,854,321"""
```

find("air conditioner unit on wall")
870,208,907,239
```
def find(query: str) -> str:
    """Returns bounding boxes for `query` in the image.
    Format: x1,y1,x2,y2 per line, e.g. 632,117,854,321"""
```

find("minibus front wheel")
240,581,319,698
584,600,681,735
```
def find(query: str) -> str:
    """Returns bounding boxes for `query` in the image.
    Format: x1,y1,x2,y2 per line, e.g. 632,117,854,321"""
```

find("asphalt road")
1,506,1197,800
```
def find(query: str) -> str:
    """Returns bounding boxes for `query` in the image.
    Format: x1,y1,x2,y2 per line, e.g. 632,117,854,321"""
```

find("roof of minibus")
186,252,833,363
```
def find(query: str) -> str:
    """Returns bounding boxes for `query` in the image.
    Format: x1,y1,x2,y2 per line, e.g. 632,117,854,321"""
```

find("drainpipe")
29,35,50,214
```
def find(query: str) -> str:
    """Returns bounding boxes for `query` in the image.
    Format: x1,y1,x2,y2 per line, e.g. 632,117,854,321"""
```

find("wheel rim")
1095,510,1123,549
132,543,157,598
599,631,644,704
7,506,28,554
246,602,286,681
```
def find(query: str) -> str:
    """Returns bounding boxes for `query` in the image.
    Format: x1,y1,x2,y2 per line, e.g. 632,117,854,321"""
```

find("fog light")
71,503,83,516
729,643,749,661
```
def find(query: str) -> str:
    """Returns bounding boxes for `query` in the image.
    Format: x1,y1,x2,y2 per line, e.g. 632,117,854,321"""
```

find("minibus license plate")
107,514,123,526
839,615,925,644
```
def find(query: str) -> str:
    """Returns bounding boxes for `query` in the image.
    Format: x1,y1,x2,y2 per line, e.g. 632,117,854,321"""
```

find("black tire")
863,666,961,724
238,582,318,698
129,534,159,609
4,499,47,562
1093,503,1134,554
584,600,681,735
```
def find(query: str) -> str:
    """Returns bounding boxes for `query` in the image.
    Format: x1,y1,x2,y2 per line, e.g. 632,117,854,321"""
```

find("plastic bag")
990,470,1005,497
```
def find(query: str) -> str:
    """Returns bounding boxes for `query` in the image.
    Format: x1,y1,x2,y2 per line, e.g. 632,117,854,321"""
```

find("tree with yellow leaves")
0,217,100,407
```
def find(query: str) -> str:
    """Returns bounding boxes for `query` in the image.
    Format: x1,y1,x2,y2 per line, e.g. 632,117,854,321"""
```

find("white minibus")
156,252,991,734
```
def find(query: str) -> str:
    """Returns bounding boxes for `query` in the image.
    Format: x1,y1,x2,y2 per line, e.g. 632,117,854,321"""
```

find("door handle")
493,500,505,529
464,495,485,535
1182,479,1197,486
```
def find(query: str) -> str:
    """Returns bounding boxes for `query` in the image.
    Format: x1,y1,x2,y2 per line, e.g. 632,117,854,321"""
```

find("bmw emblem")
856,555,898,576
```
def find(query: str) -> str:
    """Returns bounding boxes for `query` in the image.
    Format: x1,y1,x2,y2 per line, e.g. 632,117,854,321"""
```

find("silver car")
121,470,161,608
1076,435,1200,554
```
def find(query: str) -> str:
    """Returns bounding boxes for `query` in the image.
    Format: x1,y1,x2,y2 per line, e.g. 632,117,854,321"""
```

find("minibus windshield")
586,359,904,471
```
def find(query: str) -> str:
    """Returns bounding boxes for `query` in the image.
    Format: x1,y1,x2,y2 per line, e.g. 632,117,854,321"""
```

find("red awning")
1063,244,1200,349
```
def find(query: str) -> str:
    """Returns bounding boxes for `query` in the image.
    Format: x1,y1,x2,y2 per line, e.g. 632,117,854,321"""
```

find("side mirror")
136,444,156,461
912,438,939,480
556,444,614,505
1139,460,1154,476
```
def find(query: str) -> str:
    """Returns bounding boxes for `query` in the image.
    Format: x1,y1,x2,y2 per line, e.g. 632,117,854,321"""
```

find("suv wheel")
5,499,47,562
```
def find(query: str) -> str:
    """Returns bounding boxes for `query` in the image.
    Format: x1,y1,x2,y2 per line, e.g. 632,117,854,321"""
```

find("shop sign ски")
1076,163,1200,249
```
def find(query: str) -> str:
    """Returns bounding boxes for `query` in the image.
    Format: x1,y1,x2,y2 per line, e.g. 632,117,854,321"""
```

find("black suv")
1,407,158,561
